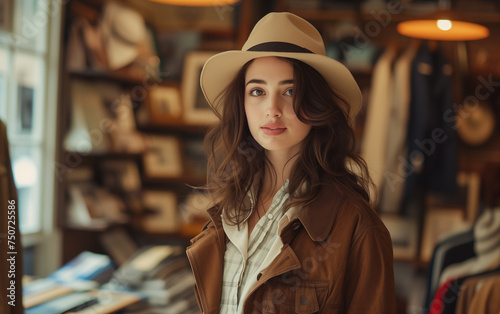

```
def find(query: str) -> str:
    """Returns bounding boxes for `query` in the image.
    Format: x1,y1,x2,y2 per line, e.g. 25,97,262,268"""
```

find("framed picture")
0,0,12,32
156,31,201,81
100,160,142,192
456,171,481,223
181,51,218,125
142,135,183,180
380,214,419,261
141,190,179,233
146,85,182,125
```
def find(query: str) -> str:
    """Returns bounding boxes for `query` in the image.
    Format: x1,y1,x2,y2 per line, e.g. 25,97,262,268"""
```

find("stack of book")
104,245,198,314
23,246,200,313
23,251,144,314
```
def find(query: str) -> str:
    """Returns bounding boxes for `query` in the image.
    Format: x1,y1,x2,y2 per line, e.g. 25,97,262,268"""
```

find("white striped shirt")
220,181,300,313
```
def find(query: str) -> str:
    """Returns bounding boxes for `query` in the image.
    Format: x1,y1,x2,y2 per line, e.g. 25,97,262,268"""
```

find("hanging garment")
0,120,24,314
455,273,500,314
427,268,500,314
439,209,500,285
467,275,500,314
424,230,475,310
428,279,456,314
379,42,418,214
361,45,397,201
403,43,458,210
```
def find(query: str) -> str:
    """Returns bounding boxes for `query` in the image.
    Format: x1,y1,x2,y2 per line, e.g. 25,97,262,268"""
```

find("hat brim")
200,50,362,118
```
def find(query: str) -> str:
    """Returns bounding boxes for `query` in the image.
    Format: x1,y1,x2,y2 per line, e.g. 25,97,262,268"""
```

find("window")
0,0,62,275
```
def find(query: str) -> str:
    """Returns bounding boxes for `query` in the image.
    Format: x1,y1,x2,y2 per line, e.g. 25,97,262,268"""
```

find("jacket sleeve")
344,224,397,314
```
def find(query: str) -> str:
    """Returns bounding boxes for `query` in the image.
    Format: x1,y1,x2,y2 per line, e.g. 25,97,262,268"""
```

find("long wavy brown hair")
203,57,373,226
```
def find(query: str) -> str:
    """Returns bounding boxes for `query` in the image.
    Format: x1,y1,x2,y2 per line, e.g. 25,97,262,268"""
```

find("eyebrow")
245,79,294,86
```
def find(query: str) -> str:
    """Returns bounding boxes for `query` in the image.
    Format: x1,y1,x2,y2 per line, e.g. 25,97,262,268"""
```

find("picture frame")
146,85,183,125
380,214,419,261
0,0,12,32
142,135,183,180
181,51,218,125
156,31,201,81
100,160,142,192
141,190,179,233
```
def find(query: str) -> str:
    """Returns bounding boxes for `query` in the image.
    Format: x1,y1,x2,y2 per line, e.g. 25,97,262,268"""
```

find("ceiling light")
149,0,240,6
397,19,489,41
436,19,452,31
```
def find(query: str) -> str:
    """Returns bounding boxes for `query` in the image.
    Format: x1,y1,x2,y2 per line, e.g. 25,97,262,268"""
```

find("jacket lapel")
186,211,226,314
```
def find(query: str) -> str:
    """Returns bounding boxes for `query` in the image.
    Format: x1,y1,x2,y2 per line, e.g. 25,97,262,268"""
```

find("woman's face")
244,57,311,158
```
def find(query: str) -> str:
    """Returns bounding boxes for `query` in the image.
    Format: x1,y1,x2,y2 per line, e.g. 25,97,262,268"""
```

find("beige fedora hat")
200,12,362,118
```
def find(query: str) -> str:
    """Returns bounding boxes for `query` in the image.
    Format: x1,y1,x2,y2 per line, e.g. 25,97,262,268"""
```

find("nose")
266,93,282,118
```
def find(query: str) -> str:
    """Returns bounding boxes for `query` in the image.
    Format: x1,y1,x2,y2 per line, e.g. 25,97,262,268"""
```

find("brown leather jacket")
187,185,397,313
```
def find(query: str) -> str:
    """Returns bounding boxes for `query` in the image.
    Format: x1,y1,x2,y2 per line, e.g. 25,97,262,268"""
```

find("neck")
262,150,298,197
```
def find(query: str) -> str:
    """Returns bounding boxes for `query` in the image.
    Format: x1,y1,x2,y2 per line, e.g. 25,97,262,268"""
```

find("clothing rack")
424,207,500,314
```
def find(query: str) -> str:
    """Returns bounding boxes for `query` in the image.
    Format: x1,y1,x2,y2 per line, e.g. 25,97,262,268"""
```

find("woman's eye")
284,89,293,96
250,89,264,96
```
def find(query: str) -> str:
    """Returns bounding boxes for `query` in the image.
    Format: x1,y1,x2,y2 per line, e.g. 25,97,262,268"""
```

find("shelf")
63,150,145,159
142,174,206,187
63,222,129,232
63,221,207,239
138,121,213,135
68,70,147,86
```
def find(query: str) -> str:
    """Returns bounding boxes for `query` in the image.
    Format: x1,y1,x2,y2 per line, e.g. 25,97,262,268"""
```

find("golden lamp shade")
397,19,489,41
149,0,240,6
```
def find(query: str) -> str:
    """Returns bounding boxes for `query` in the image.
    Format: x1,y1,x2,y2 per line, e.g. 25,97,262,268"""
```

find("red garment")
429,279,454,314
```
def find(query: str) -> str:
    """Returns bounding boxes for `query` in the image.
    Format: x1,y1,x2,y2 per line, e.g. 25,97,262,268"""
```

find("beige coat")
187,185,397,313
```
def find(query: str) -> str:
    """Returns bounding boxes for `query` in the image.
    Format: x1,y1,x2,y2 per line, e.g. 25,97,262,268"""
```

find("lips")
261,123,286,136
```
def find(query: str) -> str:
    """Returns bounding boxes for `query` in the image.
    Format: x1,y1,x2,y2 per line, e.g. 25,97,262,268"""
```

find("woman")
186,12,396,313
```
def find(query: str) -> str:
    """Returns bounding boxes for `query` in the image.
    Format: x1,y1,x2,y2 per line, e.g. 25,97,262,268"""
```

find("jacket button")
291,221,301,230
300,296,308,305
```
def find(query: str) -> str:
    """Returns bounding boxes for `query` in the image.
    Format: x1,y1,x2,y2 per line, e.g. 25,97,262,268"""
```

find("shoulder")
293,182,390,246
338,198,390,245
318,183,389,243
338,195,384,227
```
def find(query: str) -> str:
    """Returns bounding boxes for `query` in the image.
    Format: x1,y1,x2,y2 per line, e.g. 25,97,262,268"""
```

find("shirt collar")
221,179,290,226
208,182,344,243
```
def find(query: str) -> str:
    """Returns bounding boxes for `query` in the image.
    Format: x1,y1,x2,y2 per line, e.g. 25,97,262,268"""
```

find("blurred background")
1,0,499,313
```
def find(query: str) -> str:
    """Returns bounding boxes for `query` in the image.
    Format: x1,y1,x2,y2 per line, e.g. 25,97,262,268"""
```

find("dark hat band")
247,41,313,54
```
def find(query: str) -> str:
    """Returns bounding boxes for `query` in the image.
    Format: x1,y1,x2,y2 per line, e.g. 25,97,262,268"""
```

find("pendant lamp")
396,0,489,41
397,19,489,41
149,0,240,6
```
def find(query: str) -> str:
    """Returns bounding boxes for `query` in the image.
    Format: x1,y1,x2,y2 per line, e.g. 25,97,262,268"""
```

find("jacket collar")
206,183,344,243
